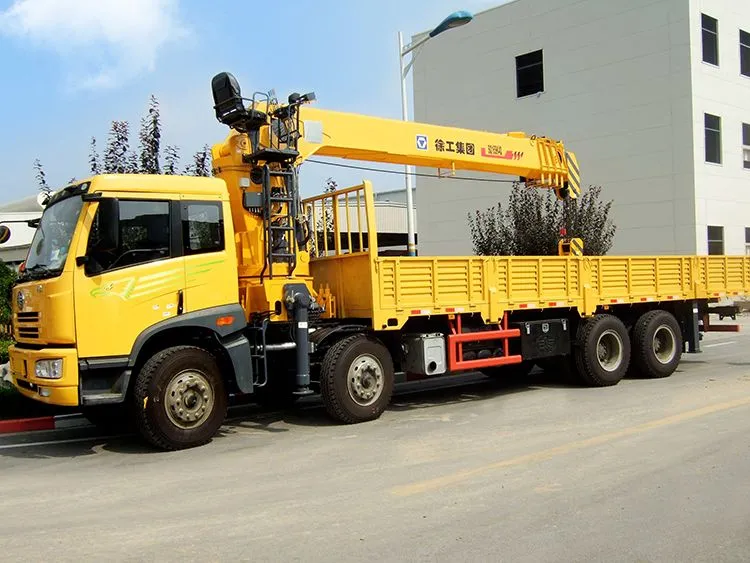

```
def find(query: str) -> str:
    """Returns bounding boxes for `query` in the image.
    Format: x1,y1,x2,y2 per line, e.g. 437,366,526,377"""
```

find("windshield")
23,194,84,279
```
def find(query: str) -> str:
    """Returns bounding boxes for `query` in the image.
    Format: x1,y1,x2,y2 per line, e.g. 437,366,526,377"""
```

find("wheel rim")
596,329,623,372
347,354,384,407
165,370,214,429
653,325,677,364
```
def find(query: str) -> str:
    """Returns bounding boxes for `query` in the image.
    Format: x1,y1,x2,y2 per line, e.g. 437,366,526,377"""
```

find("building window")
745,227,750,255
515,50,544,97
708,225,724,255
741,29,750,77
702,14,718,65
743,123,750,169
704,113,722,164
182,202,224,255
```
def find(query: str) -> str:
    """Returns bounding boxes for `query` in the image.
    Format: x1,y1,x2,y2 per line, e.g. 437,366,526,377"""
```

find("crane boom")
209,72,580,200
296,106,580,199
209,71,583,281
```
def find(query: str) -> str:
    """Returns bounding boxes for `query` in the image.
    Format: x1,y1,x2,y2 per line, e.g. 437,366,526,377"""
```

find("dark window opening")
182,202,224,255
515,49,544,98
704,113,722,164
86,200,171,274
702,14,718,65
741,29,750,77
743,123,750,170
708,225,724,255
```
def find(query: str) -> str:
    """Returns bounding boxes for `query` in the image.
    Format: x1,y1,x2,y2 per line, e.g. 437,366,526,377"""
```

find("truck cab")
8,174,248,443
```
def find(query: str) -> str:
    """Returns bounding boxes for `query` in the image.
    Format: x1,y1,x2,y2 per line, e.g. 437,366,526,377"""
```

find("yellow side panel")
75,260,185,358
699,256,750,297
310,255,374,318
364,255,750,330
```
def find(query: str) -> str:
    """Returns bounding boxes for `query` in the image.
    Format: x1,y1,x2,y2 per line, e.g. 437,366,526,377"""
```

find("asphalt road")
1,321,750,562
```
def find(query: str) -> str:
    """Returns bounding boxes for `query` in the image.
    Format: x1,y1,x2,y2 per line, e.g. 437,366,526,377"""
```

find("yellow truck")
2,72,748,450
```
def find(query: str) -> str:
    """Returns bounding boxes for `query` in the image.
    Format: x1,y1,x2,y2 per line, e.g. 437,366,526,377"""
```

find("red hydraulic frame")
447,313,523,371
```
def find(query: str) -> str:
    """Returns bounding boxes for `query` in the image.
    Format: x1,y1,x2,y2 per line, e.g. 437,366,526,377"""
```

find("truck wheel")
574,314,630,387
133,346,228,451
319,334,394,424
631,310,682,378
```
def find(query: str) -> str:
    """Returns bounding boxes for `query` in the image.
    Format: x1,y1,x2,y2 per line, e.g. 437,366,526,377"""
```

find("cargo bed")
303,183,750,330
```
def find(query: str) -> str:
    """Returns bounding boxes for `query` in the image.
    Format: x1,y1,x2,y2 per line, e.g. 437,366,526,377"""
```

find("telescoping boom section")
294,106,581,199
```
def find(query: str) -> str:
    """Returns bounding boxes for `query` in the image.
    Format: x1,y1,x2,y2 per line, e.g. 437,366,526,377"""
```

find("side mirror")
97,198,120,250
0,225,10,244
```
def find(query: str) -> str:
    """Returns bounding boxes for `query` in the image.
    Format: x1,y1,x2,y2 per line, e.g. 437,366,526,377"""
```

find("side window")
85,200,171,274
182,202,224,255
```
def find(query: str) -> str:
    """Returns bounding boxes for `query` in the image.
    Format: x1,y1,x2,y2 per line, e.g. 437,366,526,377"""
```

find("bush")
0,339,9,364
0,260,16,325
467,182,616,256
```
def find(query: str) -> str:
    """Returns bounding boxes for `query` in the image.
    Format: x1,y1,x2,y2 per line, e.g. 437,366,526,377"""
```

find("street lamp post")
398,10,473,257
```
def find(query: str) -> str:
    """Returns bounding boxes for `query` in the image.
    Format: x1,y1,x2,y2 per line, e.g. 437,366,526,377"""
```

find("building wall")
688,0,750,255
413,0,698,256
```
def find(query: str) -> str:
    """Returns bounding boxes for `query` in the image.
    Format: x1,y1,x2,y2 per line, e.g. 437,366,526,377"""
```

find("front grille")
15,311,40,340
17,312,39,322
17,327,40,339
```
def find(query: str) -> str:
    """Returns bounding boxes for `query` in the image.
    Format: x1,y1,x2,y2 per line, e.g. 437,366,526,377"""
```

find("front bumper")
9,345,80,407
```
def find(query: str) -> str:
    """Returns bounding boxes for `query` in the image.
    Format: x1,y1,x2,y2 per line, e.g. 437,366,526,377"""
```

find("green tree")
33,158,50,193
0,260,17,326
184,145,211,177
32,94,211,186
139,94,162,174
89,137,101,175
163,145,181,175
468,182,616,256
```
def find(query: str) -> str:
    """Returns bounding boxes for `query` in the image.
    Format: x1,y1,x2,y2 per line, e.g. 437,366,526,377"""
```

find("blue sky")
0,0,503,205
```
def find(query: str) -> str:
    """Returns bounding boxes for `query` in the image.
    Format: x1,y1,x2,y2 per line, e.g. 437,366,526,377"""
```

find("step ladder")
248,317,270,388
258,163,299,281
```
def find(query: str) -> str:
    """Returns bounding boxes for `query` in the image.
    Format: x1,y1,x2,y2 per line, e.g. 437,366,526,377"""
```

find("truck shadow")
0,367,599,460
220,368,575,432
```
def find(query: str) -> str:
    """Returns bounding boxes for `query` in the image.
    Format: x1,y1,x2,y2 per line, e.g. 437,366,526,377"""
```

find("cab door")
179,197,238,313
73,196,186,359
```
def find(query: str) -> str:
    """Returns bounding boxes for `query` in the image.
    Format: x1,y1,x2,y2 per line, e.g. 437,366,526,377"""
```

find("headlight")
35,359,63,379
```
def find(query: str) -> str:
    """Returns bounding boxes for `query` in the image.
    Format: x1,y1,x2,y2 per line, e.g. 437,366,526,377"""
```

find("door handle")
177,289,184,315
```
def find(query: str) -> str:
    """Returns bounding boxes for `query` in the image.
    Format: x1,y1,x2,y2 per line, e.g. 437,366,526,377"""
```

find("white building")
411,0,750,256
0,195,43,268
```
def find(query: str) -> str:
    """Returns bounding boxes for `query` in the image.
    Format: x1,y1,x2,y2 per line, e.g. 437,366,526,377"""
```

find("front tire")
133,346,228,451
319,334,395,424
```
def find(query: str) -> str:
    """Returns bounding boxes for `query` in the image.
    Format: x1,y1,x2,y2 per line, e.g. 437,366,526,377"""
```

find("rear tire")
631,310,682,378
319,334,395,424
133,346,228,451
574,314,630,387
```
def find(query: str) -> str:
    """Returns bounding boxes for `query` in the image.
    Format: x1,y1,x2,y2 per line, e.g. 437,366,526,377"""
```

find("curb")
0,413,90,435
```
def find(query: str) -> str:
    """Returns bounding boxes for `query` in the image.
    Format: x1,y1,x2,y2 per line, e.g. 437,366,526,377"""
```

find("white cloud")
0,0,189,90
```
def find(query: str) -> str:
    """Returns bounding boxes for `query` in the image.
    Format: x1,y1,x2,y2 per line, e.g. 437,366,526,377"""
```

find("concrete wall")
688,0,750,255
412,0,698,256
